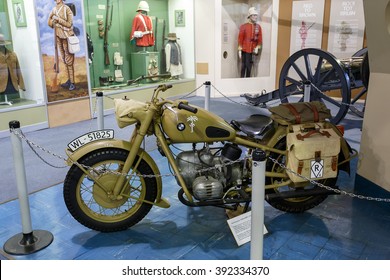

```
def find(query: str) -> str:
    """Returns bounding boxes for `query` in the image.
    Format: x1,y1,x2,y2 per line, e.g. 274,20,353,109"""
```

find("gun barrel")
103,0,112,65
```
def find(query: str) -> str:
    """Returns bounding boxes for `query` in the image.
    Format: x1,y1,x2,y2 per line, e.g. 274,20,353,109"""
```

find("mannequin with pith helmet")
237,7,263,78
130,1,154,47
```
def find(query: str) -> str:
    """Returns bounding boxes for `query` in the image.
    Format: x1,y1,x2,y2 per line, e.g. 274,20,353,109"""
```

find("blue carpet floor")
1,156,390,260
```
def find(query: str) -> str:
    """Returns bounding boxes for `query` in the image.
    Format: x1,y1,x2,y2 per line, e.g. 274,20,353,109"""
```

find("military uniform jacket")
0,49,25,93
130,13,154,47
48,3,74,39
238,22,262,53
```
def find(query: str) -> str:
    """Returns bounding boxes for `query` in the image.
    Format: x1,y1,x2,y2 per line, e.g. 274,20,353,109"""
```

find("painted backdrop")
36,0,89,102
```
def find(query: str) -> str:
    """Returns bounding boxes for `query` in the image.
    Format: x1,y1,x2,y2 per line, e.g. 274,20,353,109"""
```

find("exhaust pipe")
265,186,340,200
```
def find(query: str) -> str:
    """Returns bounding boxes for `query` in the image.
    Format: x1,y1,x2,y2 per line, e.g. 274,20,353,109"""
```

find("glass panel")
84,0,194,93
221,0,273,79
1,0,45,109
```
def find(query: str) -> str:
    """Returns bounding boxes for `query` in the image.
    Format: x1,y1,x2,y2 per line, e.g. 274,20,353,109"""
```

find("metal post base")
3,230,53,255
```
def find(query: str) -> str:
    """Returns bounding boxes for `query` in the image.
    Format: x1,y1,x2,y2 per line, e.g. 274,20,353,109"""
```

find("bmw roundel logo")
177,123,185,131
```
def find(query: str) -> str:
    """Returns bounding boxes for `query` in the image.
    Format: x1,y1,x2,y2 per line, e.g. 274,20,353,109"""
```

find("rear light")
336,125,344,135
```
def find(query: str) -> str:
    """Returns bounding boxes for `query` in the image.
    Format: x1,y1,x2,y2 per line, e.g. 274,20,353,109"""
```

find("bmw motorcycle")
64,84,356,232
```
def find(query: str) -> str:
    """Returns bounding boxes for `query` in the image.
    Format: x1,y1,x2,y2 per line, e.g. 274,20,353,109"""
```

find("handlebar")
178,102,198,113
151,85,197,115
152,84,173,100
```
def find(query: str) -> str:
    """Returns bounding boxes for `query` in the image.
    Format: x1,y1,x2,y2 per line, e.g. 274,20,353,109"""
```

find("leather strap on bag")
298,161,304,174
296,129,331,141
283,104,301,124
305,103,319,122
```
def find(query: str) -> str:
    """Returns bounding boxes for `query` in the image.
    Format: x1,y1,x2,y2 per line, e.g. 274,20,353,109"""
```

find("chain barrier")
8,80,383,202
211,84,256,108
13,128,68,169
308,81,365,111
172,83,203,100
10,127,243,179
10,127,390,203
268,156,390,203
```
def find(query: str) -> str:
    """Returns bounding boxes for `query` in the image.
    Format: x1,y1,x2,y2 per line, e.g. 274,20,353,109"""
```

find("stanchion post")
96,92,104,130
204,81,211,111
250,149,266,260
303,80,311,102
3,121,53,255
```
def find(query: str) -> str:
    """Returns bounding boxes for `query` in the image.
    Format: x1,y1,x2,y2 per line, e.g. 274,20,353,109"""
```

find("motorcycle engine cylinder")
192,176,223,200
221,143,242,161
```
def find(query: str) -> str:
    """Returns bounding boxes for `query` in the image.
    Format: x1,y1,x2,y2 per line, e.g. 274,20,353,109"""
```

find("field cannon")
242,48,369,124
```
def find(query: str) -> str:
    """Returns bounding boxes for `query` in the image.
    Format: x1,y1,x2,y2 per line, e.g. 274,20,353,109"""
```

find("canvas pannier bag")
67,35,80,54
269,101,331,125
286,123,341,183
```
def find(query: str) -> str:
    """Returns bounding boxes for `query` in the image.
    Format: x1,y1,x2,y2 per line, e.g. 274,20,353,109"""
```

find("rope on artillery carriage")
9,127,390,203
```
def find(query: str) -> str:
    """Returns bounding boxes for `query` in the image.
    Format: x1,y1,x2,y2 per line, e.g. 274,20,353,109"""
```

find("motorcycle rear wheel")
265,138,337,213
64,148,157,232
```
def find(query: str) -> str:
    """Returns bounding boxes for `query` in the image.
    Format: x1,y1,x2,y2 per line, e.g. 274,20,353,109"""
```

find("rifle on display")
154,17,158,52
160,19,166,74
51,25,59,93
104,0,113,65
93,73,172,90
127,73,171,86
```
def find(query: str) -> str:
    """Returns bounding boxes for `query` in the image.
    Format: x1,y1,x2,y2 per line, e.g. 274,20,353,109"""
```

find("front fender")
65,139,168,208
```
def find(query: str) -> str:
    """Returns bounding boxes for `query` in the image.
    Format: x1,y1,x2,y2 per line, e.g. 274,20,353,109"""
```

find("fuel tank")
161,104,236,143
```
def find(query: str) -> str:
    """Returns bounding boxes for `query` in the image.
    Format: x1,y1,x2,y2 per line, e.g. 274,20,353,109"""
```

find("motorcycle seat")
230,114,273,137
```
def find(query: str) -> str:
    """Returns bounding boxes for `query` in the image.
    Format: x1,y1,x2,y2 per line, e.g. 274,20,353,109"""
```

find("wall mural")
36,0,89,103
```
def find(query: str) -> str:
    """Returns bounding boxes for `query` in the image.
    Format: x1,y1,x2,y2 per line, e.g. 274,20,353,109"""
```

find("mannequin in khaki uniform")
48,0,76,91
0,34,25,102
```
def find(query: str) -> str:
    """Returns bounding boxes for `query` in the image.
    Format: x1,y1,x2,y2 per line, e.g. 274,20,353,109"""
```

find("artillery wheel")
279,48,351,124
349,48,369,118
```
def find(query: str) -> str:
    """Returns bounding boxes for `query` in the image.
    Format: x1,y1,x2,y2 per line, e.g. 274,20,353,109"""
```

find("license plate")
67,129,114,152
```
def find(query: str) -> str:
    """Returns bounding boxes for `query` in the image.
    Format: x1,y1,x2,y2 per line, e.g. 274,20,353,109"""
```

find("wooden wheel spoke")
351,88,367,104
319,92,343,108
304,54,313,80
285,76,302,86
314,57,324,82
292,62,307,81
317,67,335,87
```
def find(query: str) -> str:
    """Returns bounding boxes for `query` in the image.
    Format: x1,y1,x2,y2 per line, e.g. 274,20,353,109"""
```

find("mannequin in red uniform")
130,1,154,47
238,7,262,78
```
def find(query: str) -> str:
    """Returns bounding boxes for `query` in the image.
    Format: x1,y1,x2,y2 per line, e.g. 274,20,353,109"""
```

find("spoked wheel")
349,48,369,118
64,148,157,232
265,138,337,213
279,48,351,124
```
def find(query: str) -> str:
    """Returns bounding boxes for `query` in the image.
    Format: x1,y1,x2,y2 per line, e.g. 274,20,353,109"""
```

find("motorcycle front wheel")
265,137,337,213
64,148,158,232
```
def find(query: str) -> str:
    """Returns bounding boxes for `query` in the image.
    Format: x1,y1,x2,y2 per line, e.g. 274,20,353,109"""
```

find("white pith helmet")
137,1,150,12
247,7,258,18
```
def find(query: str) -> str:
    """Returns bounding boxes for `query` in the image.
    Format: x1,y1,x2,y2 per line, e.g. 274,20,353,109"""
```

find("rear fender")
65,139,168,208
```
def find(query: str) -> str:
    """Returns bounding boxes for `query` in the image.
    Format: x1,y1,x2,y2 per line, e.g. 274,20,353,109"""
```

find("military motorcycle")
64,84,356,232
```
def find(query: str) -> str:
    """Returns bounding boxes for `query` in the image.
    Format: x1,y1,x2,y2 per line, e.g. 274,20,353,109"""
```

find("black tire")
265,138,336,213
64,148,157,232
